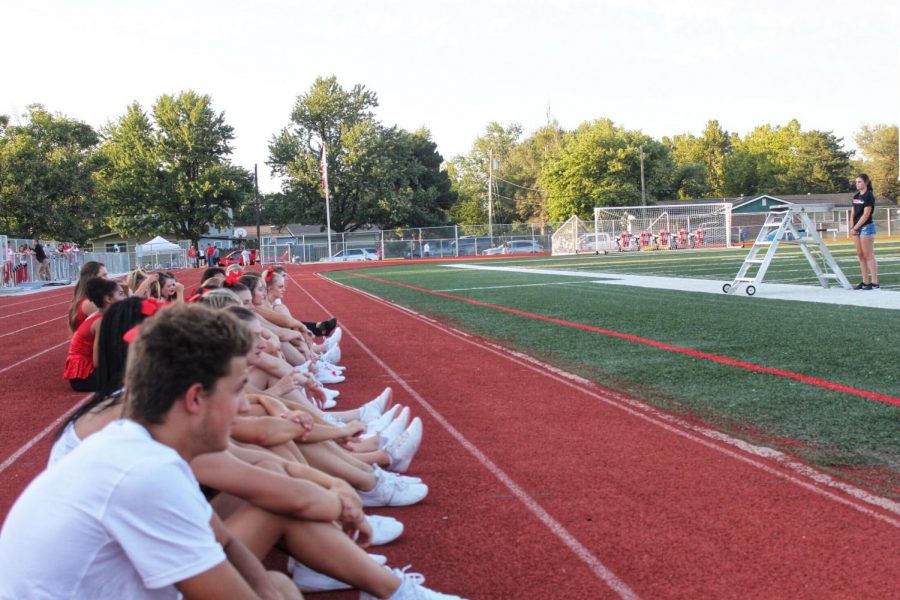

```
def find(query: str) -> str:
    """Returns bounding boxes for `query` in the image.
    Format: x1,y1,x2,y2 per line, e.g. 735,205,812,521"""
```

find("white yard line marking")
324,273,900,527
293,274,639,600
0,340,69,375
436,281,585,292
445,263,900,309
0,300,69,321
0,315,66,339
0,394,91,475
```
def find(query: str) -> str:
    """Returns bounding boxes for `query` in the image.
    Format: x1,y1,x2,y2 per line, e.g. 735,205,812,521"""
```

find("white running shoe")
373,464,423,484
289,558,352,592
321,344,341,364
358,388,392,423
321,397,337,410
367,514,404,545
386,418,423,474
360,566,465,600
324,327,342,348
322,387,340,400
316,369,345,385
359,465,429,507
378,407,411,448
361,405,402,439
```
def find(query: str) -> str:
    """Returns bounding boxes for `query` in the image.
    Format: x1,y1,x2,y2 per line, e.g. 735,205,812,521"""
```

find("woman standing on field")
850,173,879,290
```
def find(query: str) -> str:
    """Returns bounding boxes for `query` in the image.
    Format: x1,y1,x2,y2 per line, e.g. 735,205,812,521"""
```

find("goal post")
594,202,733,249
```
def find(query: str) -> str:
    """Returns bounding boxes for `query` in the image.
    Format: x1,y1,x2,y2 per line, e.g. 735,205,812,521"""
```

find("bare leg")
862,236,878,284
854,235,870,283
298,442,377,491
225,503,399,598
267,571,303,599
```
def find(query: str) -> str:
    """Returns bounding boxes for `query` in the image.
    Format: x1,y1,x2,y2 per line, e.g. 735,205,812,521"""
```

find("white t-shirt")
0,420,225,599
47,420,82,466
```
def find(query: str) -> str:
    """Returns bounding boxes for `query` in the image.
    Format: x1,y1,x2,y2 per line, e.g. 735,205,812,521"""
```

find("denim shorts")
859,223,876,237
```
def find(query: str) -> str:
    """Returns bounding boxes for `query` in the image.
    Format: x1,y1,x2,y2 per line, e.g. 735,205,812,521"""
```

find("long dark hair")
68,261,105,332
56,298,148,438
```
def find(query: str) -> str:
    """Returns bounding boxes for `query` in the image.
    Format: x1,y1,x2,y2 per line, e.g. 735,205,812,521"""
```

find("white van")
578,232,617,254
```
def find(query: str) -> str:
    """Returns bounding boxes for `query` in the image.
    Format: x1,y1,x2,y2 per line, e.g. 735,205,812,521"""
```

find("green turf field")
326,242,900,495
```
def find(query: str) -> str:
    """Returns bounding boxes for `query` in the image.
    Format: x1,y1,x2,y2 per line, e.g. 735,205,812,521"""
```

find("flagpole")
321,144,333,259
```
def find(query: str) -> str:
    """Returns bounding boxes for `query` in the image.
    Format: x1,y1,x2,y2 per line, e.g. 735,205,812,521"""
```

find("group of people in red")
1,261,463,599
618,227,703,250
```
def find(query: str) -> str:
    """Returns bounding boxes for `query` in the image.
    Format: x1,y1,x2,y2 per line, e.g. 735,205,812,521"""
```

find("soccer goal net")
593,203,732,250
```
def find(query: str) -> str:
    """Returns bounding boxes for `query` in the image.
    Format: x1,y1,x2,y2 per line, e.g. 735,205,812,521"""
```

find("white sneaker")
378,407,411,448
321,344,341,364
358,388,392,423
318,358,345,372
324,327,342,348
316,369,345,385
368,553,388,565
322,387,340,400
367,514,404,545
386,418,423,474
360,566,465,600
359,465,428,507
288,557,352,592
361,405,402,439
373,464,423,484
321,397,337,410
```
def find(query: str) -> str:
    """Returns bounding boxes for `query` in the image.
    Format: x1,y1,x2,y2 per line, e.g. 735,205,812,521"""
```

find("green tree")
269,76,452,231
664,120,732,198
539,119,672,221
97,92,253,245
0,105,100,241
447,122,523,225
854,124,899,203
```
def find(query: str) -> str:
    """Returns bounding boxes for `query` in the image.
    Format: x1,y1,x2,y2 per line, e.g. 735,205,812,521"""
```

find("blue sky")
2,0,897,192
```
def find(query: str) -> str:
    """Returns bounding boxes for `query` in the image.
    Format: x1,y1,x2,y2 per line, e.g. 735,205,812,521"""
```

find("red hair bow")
263,269,274,283
140,297,167,317
224,270,243,286
122,325,141,344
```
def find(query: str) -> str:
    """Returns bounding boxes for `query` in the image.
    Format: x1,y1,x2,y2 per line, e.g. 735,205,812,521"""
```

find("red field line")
348,272,900,407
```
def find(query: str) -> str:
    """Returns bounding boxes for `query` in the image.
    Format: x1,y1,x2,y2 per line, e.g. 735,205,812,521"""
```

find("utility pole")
639,145,647,206
487,148,494,238
254,164,261,244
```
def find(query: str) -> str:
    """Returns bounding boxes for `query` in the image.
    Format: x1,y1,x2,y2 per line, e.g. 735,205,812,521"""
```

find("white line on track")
436,281,585,293
0,300,69,321
0,340,69,375
0,394,91,475
0,315,66,339
323,273,900,527
293,274,639,599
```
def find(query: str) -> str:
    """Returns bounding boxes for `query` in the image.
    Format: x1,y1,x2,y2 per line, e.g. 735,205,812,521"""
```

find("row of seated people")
3,263,462,598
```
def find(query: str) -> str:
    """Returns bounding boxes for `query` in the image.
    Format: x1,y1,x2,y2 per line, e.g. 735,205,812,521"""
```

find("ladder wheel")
746,285,756,296
722,283,731,294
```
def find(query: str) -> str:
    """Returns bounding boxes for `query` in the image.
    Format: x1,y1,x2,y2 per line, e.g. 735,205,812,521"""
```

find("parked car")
578,232,617,254
217,249,244,267
482,240,545,256
449,236,494,256
320,248,378,262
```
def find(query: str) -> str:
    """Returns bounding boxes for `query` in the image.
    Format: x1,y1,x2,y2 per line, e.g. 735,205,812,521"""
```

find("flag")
320,144,329,196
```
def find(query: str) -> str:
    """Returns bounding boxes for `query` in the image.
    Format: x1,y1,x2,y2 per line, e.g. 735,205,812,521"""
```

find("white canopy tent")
138,236,181,254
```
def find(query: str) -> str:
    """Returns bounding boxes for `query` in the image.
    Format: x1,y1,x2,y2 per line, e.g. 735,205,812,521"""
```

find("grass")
325,244,900,496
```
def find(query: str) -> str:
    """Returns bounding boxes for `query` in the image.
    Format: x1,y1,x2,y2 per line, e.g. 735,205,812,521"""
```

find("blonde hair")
200,288,241,309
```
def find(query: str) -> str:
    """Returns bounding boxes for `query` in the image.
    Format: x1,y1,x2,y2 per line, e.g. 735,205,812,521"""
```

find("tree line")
1,76,896,243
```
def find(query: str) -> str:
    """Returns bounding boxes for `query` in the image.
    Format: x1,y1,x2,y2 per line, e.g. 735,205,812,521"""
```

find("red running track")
1,264,899,598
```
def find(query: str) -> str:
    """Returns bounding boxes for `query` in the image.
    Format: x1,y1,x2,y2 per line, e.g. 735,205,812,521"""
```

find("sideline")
347,272,900,407
0,300,69,321
445,264,900,309
290,273,640,600
321,272,900,526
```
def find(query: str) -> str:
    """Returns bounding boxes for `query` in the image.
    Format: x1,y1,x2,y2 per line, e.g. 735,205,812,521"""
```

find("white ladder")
724,205,851,296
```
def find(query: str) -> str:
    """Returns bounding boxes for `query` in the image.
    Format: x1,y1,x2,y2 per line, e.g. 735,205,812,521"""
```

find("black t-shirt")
33,244,47,261
852,190,875,227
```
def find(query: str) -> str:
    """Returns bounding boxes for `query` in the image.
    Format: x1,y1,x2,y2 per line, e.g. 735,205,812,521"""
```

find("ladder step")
745,259,764,264
734,277,755,282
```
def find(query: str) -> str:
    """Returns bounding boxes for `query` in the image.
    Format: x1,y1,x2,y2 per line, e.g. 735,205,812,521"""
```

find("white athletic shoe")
321,344,341,365
322,387,340,400
359,465,429,507
360,566,465,600
288,555,387,593
367,514,404,545
358,388,392,423
289,558,352,592
386,418,423,474
361,405,402,439
325,327,342,348
321,397,337,410
379,407,411,448
316,369,345,385
373,464,423,485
